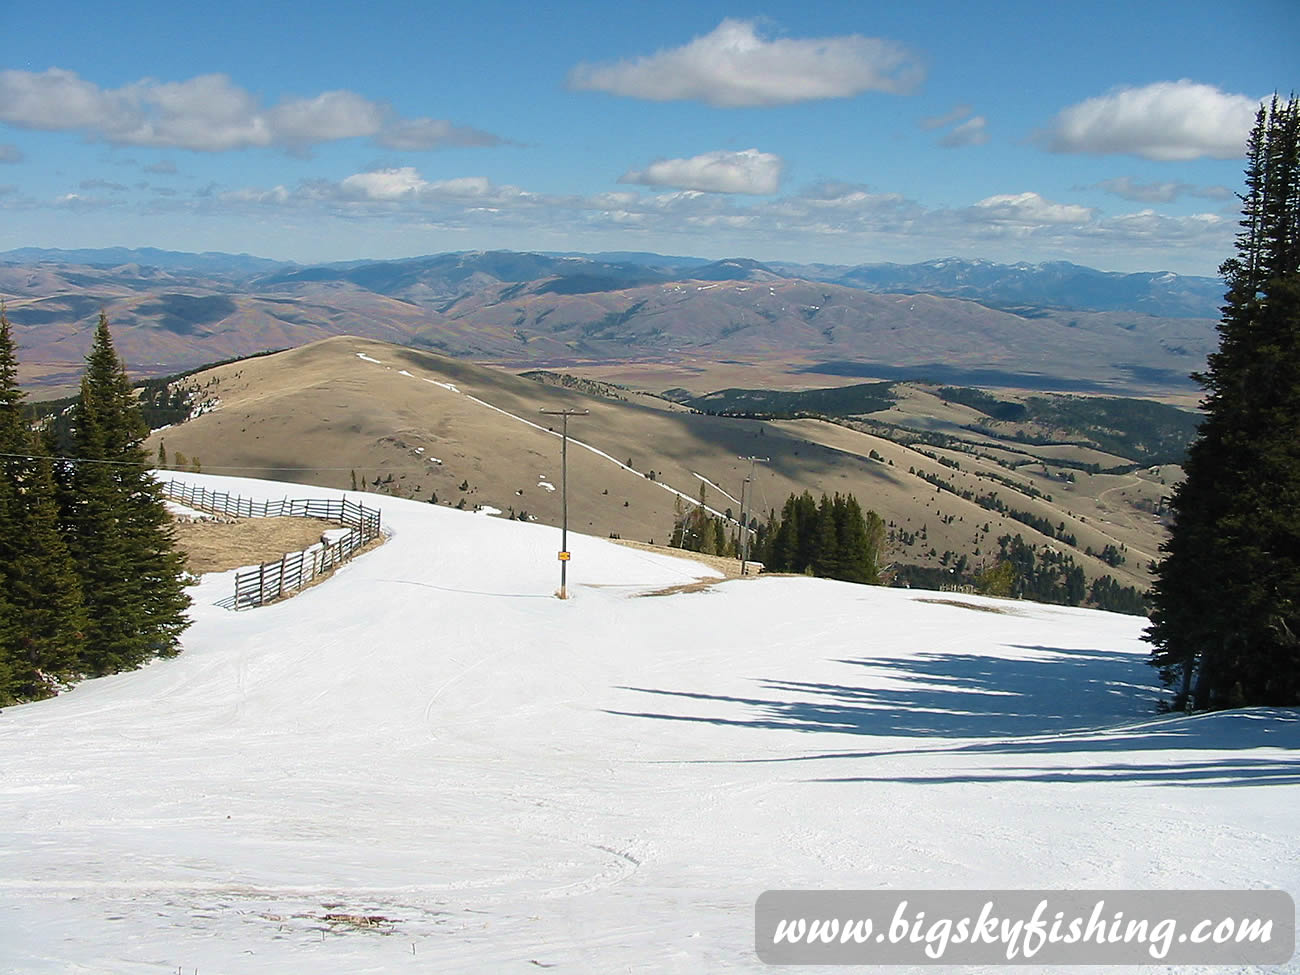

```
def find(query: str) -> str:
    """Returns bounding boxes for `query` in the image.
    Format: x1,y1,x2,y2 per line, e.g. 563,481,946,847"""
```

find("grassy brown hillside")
145,336,1171,599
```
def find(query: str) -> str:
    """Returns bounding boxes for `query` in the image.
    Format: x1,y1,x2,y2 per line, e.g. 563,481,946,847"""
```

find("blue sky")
1,0,1294,274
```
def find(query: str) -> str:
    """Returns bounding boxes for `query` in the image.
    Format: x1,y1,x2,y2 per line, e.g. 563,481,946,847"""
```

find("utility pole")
737,455,769,576
540,408,589,598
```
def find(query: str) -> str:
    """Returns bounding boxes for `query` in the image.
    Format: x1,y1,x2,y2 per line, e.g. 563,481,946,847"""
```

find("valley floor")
0,475,1295,973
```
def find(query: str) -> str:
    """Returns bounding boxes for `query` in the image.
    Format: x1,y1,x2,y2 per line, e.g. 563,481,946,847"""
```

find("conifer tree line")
1147,95,1300,709
0,309,190,704
754,491,885,584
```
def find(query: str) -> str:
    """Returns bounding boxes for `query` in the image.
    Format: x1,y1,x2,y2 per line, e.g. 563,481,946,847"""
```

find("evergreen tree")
0,469,19,703
760,490,883,584
836,495,883,584
811,495,840,578
63,314,190,675
1147,95,1300,709
0,308,87,700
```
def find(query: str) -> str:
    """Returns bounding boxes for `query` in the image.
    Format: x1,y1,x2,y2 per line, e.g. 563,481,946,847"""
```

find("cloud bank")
0,68,504,153
183,166,1227,270
567,19,924,107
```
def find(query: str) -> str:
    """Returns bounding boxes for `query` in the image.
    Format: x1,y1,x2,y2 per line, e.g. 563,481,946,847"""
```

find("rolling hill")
142,336,1179,599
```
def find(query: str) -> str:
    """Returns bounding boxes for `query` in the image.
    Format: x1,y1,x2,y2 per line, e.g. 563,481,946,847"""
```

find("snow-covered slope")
1,474,1295,973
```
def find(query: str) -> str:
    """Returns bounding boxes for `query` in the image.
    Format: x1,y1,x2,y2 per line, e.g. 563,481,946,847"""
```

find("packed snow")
163,499,218,522
0,472,1296,973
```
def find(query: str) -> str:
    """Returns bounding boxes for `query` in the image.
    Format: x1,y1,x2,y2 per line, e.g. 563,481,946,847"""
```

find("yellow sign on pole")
558,551,571,561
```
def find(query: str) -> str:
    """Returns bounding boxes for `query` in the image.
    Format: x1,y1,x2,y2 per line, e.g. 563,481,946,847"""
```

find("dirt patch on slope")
171,517,338,573
612,538,760,579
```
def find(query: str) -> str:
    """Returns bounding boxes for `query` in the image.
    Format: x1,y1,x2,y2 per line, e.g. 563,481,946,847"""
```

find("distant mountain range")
1,247,1224,318
0,247,1221,394
0,246,289,276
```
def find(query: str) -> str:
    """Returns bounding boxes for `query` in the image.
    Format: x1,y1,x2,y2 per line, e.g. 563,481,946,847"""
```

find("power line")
0,450,449,473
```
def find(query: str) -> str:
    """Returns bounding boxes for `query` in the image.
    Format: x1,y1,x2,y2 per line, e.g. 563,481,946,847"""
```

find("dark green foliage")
758,491,882,584
684,381,897,418
1090,575,1148,616
1015,395,1200,466
1,431,88,693
994,534,1086,606
975,559,1017,597
868,387,1197,467
61,314,190,676
1148,96,1300,710
1098,544,1126,567
0,308,88,702
0,583,16,697
938,386,1028,421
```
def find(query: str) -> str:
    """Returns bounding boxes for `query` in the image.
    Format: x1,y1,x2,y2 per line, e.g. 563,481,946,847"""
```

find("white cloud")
332,169,533,208
144,159,178,174
1043,80,1260,160
376,118,503,150
567,18,923,107
971,192,1094,225
940,115,989,148
1090,176,1234,204
1093,208,1227,241
0,68,505,153
267,90,386,145
51,192,116,210
424,176,500,199
621,149,783,195
784,182,915,217
0,68,120,129
341,167,428,200
0,143,23,163
79,178,127,192
920,104,971,130
219,186,279,204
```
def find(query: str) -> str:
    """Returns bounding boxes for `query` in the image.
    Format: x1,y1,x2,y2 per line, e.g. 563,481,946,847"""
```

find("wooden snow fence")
162,480,383,609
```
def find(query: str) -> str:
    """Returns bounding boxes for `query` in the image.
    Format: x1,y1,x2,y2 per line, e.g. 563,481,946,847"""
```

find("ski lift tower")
540,408,589,598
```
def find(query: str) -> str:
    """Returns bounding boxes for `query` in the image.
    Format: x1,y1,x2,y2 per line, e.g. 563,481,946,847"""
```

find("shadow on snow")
606,644,1299,788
